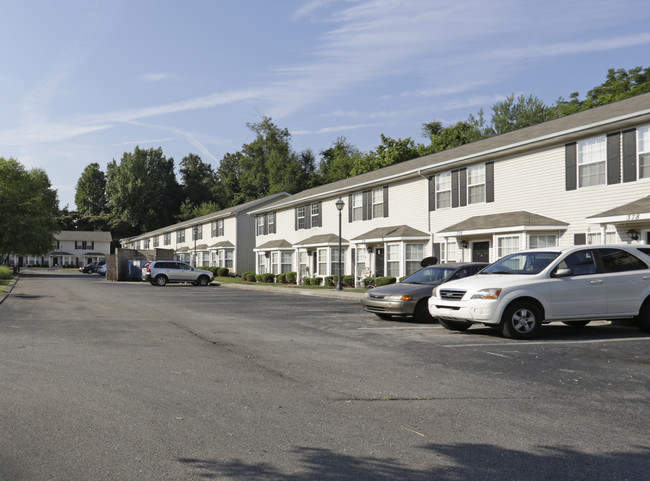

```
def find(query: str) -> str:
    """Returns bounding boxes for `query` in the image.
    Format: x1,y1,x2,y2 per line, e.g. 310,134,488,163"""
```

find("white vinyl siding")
578,136,606,187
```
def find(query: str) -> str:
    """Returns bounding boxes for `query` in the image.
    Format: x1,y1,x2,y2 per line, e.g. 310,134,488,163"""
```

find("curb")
219,281,365,301
0,275,19,305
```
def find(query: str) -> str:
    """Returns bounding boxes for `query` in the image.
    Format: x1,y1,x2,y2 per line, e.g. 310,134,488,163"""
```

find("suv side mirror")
552,268,573,278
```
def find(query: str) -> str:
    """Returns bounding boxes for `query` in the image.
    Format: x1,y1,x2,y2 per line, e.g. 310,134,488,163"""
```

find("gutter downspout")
418,170,435,257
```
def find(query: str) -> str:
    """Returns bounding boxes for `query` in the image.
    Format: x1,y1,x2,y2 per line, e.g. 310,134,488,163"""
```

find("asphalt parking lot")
1,270,648,480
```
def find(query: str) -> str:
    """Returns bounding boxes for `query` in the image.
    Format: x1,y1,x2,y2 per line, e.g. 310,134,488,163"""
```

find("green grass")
213,276,366,293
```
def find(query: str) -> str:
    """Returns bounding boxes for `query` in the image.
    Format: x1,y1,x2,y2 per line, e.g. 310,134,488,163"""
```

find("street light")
192,225,198,267
335,197,345,291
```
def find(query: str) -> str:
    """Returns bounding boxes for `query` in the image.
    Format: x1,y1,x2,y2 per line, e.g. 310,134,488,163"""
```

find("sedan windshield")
482,251,560,275
402,266,458,285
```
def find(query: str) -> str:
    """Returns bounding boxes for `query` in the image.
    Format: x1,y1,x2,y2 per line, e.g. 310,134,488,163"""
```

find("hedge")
0,266,12,279
286,271,297,284
217,267,229,277
277,273,287,284
261,273,275,283
242,271,256,282
342,275,355,287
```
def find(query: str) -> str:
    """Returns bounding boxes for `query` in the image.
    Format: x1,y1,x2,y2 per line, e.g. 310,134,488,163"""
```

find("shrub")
324,275,337,287
261,273,275,283
217,267,229,277
311,277,323,286
277,273,287,284
342,275,355,287
242,271,256,282
375,276,397,287
286,271,297,284
0,266,12,279
362,277,375,288
255,274,264,282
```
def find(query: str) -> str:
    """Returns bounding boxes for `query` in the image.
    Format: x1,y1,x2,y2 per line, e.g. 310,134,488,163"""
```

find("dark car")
360,262,488,322
81,263,97,274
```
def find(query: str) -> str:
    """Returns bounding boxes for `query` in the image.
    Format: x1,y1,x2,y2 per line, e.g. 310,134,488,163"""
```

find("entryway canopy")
438,211,568,237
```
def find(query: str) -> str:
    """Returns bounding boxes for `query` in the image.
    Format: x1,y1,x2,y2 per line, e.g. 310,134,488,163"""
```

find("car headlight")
470,288,502,300
384,295,413,301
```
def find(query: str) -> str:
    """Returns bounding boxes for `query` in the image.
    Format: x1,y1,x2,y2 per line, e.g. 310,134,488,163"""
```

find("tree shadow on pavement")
179,443,650,480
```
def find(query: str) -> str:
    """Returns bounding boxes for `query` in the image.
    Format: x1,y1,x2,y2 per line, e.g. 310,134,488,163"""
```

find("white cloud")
292,123,381,135
136,73,182,83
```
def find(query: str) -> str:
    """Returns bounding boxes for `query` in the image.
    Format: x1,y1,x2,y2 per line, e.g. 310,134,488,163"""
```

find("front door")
472,241,490,262
375,248,385,277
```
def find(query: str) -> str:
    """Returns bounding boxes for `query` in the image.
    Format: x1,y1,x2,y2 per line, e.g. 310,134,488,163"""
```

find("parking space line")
442,337,650,348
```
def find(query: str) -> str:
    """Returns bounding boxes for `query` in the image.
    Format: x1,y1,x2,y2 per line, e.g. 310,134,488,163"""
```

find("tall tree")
0,158,60,262
351,135,422,176
317,137,362,184
490,94,558,135
179,154,217,209
105,146,180,234
214,152,244,207
424,114,487,153
75,162,107,216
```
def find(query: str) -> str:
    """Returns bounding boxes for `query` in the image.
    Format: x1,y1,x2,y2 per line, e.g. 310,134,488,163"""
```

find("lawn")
212,276,367,293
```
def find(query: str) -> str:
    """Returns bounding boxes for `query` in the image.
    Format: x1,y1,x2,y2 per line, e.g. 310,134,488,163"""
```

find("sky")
1,0,649,210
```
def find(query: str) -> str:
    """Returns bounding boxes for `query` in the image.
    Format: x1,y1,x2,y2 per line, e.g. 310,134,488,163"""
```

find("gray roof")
210,240,235,248
250,92,650,214
57,231,112,242
256,239,293,249
294,234,347,246
589,195,650,218
440,211,568,233
352,225,429,241
50,251,73,256
123,192,290,242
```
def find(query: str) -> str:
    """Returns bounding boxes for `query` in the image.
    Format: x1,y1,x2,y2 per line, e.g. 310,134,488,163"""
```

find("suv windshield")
482,251,560,275
403,266,458,285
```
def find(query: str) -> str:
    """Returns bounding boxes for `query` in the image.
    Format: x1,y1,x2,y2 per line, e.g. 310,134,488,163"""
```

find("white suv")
428,245,650,339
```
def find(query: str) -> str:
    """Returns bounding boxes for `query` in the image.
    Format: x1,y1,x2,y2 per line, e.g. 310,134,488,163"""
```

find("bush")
217,267,229,277
311,277,323,286
261,273,275,283
375,276,397,287
342,275,355,287
286,271,297,284
0,266,12,279
277,273,287,284
324,275,337,286
255,274,264,282
242,271,256,282
399,276,408,283
362,277,375,288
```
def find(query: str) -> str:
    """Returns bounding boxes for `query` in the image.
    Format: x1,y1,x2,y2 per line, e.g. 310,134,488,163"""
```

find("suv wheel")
634,299,650,333
499,301,542,339
155,275,168,287
197,275,210,287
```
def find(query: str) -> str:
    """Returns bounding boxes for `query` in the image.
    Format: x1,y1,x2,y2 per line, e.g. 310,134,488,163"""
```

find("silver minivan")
142,260,213,286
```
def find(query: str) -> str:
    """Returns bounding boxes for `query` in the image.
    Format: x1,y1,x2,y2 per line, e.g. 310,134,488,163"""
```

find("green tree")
105,146,180,234
75,162,107,216
351,135,422,176
0,158,60,262
490,94,557,135
424,114,487,153
317,137,363,183
179,154,217,209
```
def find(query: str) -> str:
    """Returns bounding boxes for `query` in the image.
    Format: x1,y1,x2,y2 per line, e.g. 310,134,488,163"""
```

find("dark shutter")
295,208,298,230
348,194,353,223
459,168,467,207
485,162,494,203
622,129,637,183
606,132,621,185
565,143,577,191
451,170,459,208
574,233,586,245
316,202,322,227
428,177,436,211
263,214,268,235
270,214,276,234
383,186,389,217
362,190,371,220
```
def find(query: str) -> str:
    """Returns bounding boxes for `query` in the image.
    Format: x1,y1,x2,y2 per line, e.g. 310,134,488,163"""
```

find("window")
386,243,400,277
317,248,328,275
311,203,320,227
257,253,266,274
257,216,266,236
153,236,159,248
352,193,363,221
177,229,185,243
143,239,150,249
192,226,202,241
164,233,171,246
441,242,457,262
529,234,557,249
75,241,94,250
467,164,486,204
356,248,367,275
219,249,233,269
405,243,424,276
297,206,306,229
578,136,606,187
558,250,596,276
211,219,224,237
281,252,293,273
497,236,520,258
299,251,309,276
372,187,384,218
271,252,279,274
330,248,343,276
435,172,451,209
268,213,275,234
598,248,647,272
638,125,650,179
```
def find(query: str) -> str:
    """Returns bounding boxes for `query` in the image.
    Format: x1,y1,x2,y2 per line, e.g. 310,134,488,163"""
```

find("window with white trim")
177,229,185,243
153,236,159,248
441,242,457,262
268,213,275,234
467,164,486,204
192,226,202,241
299,251,308,276
317,248,328,275
271,252,279,274
435,172,451,209
310,203,319,227
257,253,266,274
578,136,606,187
143,239,150,249
405,243,424,276
281,252,293,274
220,249,233,269
212,219,224,237
639,125,650,179
352,193,363,221
587,231,617,244
529,234,557,249
297,206,306,229
356,248,366,275
372,187,384,218
330,248,344,276
164,233,171,245
257,216,266,236
386,243,400,277
497,235,520,258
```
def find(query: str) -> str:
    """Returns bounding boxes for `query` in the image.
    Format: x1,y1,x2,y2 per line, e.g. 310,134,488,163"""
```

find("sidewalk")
220,281,365,301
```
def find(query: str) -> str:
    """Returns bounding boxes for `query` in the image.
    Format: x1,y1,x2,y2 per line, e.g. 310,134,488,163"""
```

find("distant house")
120,193,289,274
10,231,112,267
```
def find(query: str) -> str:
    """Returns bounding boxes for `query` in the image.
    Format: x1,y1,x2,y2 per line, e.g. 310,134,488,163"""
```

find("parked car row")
362,245,650,340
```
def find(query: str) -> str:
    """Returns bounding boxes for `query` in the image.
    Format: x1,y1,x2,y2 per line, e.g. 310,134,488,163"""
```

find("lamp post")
335,197,345,291
193,226,197,267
